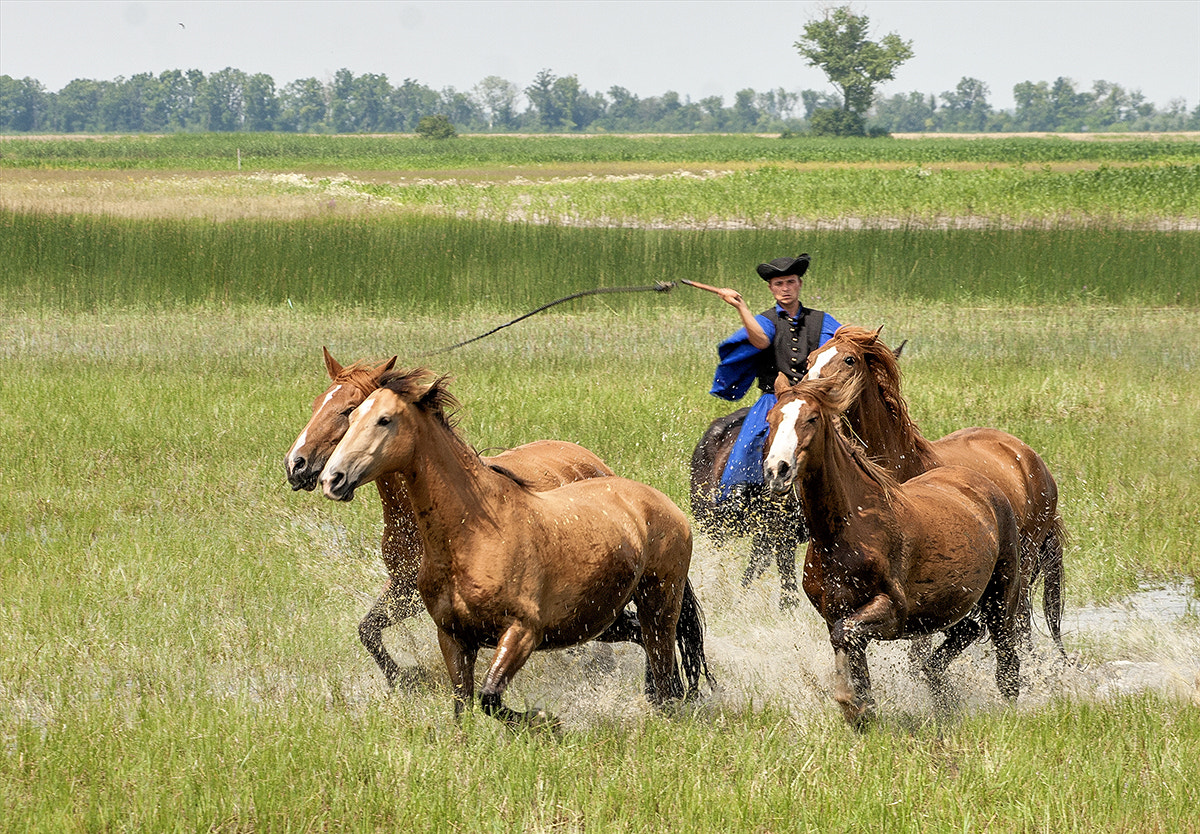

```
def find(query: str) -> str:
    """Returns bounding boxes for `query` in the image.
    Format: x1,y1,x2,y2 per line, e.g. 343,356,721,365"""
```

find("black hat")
756,254,811,280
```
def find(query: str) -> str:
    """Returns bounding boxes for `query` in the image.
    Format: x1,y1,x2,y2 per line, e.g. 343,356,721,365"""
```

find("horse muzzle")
763,459,796,495
320,469,358,502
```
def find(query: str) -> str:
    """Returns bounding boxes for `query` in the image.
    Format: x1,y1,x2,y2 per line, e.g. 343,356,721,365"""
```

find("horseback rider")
711,255,842,499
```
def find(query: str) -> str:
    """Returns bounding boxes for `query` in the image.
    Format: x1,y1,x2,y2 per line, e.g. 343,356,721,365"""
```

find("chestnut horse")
286,348,651,689
689,342,905,608
320,368,709,731
804,326,1066,654
764,375,1022,729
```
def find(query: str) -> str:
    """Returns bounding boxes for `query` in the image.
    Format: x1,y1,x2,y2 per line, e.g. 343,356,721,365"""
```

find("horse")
803,326,1066,655
763,375,1022,729
689,340,906,608
285,348,663,690
319,368,710,731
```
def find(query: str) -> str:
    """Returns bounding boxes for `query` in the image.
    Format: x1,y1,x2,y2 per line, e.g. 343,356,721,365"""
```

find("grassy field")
2,135,1198,832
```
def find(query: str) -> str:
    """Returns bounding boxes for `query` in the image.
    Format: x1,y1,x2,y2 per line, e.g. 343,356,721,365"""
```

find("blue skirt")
718,393,777,497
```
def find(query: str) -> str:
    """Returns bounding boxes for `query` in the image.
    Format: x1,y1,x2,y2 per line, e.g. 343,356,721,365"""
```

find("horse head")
285,347,396,491
763,375,852,495
320,368,452,502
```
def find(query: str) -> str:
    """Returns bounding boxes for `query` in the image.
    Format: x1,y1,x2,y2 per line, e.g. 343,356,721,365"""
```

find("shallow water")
365,538,1200,729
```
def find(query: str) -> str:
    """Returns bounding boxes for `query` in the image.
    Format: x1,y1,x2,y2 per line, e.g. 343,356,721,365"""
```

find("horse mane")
831,326,938,468
376,368,534,488
335,360,392,399
791,375,899,501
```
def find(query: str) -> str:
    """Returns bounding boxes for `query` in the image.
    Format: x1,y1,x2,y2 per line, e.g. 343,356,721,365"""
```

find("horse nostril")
291,455,306,473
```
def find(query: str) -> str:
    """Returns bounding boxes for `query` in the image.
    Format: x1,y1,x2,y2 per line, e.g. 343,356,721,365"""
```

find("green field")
2,134,1198,832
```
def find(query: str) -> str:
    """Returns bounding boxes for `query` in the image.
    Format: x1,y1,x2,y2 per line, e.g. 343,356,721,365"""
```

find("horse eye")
377,416,391,426
341,408,355,418
844,356,856,366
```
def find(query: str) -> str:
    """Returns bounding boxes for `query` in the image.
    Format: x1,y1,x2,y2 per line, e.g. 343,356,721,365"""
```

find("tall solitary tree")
794,5,912,133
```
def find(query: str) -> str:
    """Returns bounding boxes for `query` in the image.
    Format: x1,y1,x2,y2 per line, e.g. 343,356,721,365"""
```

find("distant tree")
158,69,204,130
732,88,761,130
937,77,993,131
525,69,564,130
1012,80,1053,131
390,78,440,131
278,77,327,133
871,90,935,132
794,6,913,120
0,75,50,131
472,75,520,130
198,67,248,131
243,73,279,131
55,78,105,132
416,113,456,139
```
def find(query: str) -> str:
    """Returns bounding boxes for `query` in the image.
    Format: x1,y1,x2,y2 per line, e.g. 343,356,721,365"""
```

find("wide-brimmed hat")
756,254,811,280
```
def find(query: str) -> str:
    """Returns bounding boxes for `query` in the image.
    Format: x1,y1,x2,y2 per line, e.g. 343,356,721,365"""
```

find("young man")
710,254,842,498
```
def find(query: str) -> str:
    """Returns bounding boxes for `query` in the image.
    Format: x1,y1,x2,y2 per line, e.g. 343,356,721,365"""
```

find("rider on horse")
710,255,842,504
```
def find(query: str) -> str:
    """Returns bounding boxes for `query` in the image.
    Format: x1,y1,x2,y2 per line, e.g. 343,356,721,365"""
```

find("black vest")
756,306,826,391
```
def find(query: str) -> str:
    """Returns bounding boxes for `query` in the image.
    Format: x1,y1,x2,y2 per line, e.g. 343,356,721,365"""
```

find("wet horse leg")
828,593,903,729
919,617,985,714
436,630,477,719
478,624,560,733
359,579,425,689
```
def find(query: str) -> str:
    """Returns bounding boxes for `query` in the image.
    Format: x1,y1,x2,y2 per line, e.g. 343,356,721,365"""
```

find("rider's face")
768,275,801,307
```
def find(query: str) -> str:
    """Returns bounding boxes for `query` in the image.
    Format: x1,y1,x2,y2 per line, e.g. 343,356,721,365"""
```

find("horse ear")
378,355,398,373
892,339,907,359
869,325,884,345
774,372,792,397
322,346,343,380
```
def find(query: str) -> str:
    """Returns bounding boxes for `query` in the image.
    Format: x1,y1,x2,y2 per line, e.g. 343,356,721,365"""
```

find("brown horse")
285,348,646,689
320,368,708,731
764,375,1022,729
804,326,1066,654
689,341,907,608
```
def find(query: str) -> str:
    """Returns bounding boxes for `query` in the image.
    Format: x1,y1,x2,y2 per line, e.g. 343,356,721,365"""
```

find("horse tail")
676,578,716,699
1040,516,1068,657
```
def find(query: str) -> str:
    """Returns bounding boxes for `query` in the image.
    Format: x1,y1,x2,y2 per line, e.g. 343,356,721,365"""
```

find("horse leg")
828,593,907,728
633,579,686,706
479,625,559,733
831,639,874,731
594,604,655,699
767,499,803,609
359,580,425,689
435,629,477,719
920,616,985,715
980,529,1024,703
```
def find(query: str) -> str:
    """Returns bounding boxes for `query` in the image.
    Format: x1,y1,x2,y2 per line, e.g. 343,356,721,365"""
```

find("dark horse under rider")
709,255,841,594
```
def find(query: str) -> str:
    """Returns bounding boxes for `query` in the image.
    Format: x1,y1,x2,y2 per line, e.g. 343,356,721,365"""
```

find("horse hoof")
779,591,802,611
525,708,563,736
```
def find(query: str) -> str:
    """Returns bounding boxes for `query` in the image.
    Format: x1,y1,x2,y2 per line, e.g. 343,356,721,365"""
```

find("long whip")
421,281,678,356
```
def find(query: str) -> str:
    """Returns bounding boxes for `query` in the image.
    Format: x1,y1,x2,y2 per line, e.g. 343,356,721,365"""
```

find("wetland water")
349,536,1200,729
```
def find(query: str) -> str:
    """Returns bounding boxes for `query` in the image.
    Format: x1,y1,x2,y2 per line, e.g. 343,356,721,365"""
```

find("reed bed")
3,212,1197,311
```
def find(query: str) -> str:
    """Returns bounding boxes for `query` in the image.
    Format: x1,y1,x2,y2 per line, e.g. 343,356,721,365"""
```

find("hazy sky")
2,0,1197,112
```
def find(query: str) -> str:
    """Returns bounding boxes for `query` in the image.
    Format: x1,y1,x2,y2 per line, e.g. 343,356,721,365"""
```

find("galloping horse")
804,327,1066,654
689,341,906,607
320,368,709,731
285,348,649,689
764,375,1022,729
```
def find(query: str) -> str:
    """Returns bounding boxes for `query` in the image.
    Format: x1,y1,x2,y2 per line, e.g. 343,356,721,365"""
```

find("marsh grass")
2,300,1198,831
3,212,1197,311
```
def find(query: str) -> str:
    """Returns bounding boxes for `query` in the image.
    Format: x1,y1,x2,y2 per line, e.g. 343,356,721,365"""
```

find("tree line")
2,66,1194,136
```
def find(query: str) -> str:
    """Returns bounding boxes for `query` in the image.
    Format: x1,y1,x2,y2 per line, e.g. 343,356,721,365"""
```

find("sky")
1,0,1198,113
